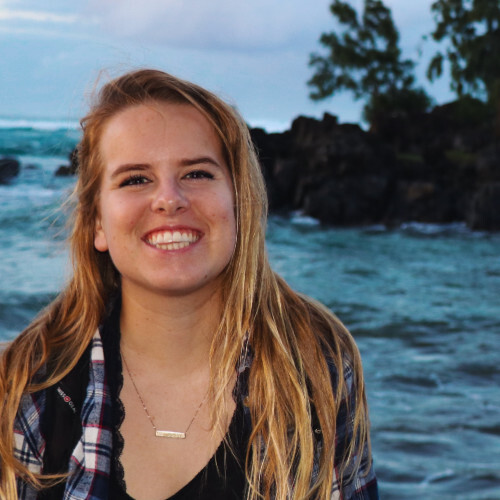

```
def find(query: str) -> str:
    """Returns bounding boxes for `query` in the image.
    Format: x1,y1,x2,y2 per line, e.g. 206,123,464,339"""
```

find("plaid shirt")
327,359,379,499
13,331,378,499
14,332,112,499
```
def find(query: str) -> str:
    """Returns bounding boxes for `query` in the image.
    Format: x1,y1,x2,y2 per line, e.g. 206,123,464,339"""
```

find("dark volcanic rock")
303,175,391,225
476,145,500,182
0,157,20,184
252,112,396,225
54,148,78,177
468,183,500,231
55,165,75,176
252,100,500,230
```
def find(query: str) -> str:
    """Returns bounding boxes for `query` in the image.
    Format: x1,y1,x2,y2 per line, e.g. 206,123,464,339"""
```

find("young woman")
0,69,378,500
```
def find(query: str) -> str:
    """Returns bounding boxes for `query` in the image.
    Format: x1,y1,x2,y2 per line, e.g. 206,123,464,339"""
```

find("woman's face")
94,101,236,301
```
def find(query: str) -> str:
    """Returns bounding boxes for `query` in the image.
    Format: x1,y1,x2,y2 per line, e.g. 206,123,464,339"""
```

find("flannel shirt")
12,330,378,499
13,332,112,499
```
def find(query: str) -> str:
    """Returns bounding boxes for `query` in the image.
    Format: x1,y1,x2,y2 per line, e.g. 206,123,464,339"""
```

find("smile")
145,229,201,250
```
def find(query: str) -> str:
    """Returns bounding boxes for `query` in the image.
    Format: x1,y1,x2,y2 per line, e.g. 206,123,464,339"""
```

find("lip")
143,225,202,251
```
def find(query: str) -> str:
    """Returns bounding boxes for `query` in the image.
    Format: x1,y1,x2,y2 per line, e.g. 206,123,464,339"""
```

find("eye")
119,174,151,187
184,170,214,180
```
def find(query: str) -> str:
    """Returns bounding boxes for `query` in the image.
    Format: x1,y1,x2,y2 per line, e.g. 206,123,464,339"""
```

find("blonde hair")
0,69,370,499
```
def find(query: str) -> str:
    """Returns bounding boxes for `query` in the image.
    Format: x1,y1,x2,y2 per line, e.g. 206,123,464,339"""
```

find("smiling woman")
0,69,378,500
94,102,236,299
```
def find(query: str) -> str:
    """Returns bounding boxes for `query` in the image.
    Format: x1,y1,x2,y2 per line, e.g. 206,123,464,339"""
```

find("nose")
151,178,189,215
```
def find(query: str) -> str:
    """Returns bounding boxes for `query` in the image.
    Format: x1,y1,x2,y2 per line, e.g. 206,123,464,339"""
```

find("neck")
119,284,223,379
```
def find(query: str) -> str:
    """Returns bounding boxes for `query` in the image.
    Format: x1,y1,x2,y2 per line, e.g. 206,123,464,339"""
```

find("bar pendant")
155,430,186,439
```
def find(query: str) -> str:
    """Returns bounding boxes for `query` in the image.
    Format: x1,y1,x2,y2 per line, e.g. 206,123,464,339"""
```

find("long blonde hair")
0,69,370,499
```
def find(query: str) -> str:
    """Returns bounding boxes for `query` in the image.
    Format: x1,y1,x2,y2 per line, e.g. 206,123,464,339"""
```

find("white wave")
290,210,320,226
400,221,469,235
0,184,64,199
420,468,456,486
0,117,79,131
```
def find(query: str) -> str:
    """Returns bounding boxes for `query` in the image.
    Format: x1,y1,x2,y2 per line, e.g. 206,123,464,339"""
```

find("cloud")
0,8,76,23
85,0,331,51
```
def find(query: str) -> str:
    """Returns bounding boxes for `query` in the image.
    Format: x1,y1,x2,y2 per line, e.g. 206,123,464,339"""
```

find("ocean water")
1,120,499,499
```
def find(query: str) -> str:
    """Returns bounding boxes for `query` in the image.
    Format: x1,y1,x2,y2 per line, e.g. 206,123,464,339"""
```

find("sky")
0,0,455,131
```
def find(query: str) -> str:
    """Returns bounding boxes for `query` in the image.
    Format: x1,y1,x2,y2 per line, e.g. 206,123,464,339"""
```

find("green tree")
308,0,429,124
428,0,500,104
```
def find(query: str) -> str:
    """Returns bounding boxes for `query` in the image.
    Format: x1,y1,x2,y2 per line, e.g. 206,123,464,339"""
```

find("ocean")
1,119,499,499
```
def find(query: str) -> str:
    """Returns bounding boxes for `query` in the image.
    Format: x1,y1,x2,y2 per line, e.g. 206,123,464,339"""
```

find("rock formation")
0,157,20,184
251,100,500,230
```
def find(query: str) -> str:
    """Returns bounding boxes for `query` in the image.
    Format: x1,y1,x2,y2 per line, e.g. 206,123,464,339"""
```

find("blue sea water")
1,120,499,499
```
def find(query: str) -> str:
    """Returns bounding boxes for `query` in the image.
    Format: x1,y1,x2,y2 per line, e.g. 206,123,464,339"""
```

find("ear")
94,217,109,252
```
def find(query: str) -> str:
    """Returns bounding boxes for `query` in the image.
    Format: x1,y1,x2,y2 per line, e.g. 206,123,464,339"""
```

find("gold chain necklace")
122,353,207,439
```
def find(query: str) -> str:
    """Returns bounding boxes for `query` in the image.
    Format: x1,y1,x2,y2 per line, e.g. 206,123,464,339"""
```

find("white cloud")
85,0,331,51
0,8,76,23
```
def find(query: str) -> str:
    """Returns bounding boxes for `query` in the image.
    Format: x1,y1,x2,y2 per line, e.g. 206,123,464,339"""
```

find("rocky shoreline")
251,100,500,231
1,100,498,230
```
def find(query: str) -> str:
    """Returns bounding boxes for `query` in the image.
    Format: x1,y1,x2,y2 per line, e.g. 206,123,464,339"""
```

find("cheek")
219,200,237,234
107,199,140,229
204,189,234,218
208,198,236,250
94,201,132,251
224,211,238,250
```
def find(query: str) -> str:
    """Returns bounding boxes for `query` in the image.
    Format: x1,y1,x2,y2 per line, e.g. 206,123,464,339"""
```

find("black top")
100,302,248,500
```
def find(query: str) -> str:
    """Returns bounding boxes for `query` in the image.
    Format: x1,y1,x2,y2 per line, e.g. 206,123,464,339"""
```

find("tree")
308,0,430,124
428,0,500,104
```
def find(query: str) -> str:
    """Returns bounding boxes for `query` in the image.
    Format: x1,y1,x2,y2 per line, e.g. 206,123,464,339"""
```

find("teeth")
155,241,191,250
147,230,199,249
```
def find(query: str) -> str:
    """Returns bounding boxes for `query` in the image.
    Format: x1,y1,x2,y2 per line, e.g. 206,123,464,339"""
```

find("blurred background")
1,1,499,498
0,0,454,129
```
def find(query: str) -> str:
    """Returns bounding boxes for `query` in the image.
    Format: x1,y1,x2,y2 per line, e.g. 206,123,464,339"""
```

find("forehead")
99,101,226,165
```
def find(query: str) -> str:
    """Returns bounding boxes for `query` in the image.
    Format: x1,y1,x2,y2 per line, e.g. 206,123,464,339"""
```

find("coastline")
1,104,499,231
250,100,500,231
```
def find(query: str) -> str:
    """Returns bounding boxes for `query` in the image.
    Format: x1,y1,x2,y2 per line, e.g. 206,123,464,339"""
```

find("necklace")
122,353,207,439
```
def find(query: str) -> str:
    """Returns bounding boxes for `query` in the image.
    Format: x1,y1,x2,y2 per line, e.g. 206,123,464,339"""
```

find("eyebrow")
110,164,149,180
109,156,223,179
178,156,222,168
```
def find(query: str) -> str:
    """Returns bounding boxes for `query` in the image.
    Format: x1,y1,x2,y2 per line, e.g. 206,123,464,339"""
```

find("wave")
0,117,79,131
289,210,320,226
399,221,472,236
0,292,57,341
0,183,66,197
